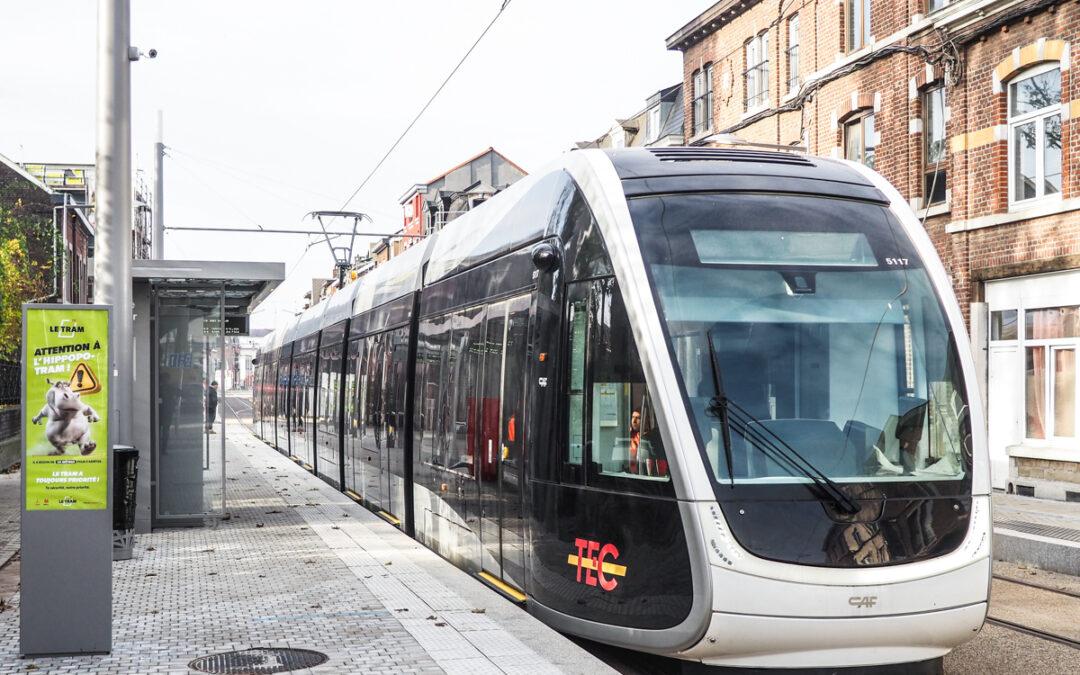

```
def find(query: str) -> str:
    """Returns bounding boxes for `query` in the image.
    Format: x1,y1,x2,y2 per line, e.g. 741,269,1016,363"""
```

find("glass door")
498,295,530,589
478,295,531,588
479,301,507,577
154,290,226,526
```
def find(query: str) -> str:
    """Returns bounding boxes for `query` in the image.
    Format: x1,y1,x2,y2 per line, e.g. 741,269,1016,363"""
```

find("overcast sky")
1,1,699,329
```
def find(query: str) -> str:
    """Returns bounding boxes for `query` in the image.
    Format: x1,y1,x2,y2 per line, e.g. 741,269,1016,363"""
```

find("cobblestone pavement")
0,471,17,568
0,420,603,674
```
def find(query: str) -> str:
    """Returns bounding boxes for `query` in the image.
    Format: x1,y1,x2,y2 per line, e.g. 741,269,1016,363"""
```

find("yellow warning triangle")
69,361,101,395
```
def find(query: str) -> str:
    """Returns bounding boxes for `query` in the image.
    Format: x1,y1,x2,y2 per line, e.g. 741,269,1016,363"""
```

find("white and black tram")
252,147,991,670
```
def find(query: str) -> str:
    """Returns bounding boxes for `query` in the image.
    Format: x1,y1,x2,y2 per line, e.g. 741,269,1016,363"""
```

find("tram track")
988,574,1080,650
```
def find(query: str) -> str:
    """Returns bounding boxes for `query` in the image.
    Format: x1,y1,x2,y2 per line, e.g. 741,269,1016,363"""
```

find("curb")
993,528,1080,577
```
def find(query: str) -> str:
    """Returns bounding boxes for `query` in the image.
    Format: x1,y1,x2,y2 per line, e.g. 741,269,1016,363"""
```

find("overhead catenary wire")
335,0,514,213
166,151,266,231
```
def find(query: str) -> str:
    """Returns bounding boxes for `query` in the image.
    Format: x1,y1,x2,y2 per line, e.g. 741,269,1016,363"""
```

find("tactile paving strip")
996,519,1080,543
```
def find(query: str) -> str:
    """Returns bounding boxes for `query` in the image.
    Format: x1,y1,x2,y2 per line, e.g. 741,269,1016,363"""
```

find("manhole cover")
189,648,328,674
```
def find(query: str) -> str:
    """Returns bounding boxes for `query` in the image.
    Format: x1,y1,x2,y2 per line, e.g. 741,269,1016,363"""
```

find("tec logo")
567,538,626,592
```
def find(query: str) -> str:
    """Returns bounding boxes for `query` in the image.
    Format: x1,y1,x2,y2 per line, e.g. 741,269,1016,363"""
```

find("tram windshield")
629,193,972,487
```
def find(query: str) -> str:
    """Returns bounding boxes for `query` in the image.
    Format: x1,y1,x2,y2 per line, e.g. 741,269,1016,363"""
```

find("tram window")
565,293,587,484
565,278,671,492
450,307,485,476
317,344,342,437
566,190,614,281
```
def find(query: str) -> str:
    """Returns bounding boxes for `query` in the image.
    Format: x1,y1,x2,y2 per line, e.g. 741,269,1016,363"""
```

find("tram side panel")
410,249,538,579
523,186,696,631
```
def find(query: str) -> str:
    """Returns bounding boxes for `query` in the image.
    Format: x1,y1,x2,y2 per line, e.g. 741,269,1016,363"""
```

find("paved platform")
0,471,17,569
0,419,612,674
993,491,1080,577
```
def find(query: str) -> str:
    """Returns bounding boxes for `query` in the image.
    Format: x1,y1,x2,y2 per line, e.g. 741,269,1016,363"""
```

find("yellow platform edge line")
566,554,627,577
477,571,527,603
377,510,401,526
344,490,363,503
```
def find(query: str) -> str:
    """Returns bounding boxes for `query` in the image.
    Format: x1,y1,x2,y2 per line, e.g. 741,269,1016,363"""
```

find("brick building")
667,0,1080,498
397,147,527,253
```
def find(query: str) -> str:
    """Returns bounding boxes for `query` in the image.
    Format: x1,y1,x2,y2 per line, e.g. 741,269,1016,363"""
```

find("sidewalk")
993,491,1080,577
0,470,17,569
0,420,612,674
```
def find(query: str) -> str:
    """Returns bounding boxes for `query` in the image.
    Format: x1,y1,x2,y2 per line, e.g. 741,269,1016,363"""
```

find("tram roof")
258,147,888,354
352,236,433,317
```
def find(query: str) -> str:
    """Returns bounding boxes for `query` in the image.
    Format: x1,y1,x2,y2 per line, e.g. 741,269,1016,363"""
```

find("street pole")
153,110,164,259
95,0,133,445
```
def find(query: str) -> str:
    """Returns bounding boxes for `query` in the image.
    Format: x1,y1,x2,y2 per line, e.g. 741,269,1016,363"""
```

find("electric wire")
166,151,267,231
165,145,339,201
335,0,514,213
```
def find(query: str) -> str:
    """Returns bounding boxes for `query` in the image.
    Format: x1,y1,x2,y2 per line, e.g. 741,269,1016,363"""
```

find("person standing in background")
206,380,219,433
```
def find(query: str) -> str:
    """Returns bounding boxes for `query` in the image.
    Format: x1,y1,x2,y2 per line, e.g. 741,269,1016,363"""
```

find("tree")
0,195,55,361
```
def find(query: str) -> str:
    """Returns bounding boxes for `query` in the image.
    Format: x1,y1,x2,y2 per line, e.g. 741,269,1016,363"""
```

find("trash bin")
112,445,139,561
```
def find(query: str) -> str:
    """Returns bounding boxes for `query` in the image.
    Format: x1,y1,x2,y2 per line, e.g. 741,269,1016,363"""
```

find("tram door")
478,295,530,588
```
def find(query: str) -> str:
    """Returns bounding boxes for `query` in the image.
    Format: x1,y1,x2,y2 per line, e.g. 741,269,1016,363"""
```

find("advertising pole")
20,305,113,655
95,0,133,446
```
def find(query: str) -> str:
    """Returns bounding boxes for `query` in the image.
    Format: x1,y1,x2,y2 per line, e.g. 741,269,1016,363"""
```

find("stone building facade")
667,0,1080,498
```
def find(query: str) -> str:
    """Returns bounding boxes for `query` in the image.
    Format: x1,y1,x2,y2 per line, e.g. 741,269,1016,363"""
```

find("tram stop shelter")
130,259,284,532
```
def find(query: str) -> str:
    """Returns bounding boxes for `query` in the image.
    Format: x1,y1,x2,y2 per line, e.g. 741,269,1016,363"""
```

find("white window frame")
692,66,713,135
1021,303,1079,445
647,105,662,144
923,85,947,206
844,112,876,168
787,14,800,94
1007,62,1063,210
847,0,871,52
744,31,769,111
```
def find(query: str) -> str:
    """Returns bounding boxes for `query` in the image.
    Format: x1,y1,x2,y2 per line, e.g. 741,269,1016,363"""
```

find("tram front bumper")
676,555,990,668
678,601,987,668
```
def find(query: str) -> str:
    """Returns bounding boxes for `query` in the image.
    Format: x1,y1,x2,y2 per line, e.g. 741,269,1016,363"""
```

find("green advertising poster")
23,307,109,511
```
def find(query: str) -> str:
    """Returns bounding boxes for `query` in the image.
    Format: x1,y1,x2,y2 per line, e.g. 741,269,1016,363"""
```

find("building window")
990,309,1018,341
647,105,662,144
923,85,947,205
1024,305,1078,440
787,14,799,93
847,0,871,51
693,64,713,136
744,32,769,110
927,0,951,12
844,112,876,168
1008,64,1062,205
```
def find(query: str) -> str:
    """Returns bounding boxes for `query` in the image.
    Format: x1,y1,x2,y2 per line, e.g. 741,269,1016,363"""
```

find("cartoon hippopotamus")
31,379,101,456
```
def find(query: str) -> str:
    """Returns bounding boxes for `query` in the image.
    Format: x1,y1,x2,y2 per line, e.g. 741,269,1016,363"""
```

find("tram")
252,147,991,669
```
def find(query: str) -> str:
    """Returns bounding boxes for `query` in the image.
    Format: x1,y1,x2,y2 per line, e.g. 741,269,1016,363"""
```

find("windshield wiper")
704,330,861,515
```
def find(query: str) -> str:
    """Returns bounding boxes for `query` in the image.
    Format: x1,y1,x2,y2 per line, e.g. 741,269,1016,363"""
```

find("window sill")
910,200,951,219
742,104,769,120
688,130,716,145
1008,444,1080,463
945,196,1079,233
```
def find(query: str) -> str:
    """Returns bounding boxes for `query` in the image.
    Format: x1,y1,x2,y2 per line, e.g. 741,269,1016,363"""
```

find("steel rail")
987,575,1080,649
993,574,1080,601
985,617,1080,650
